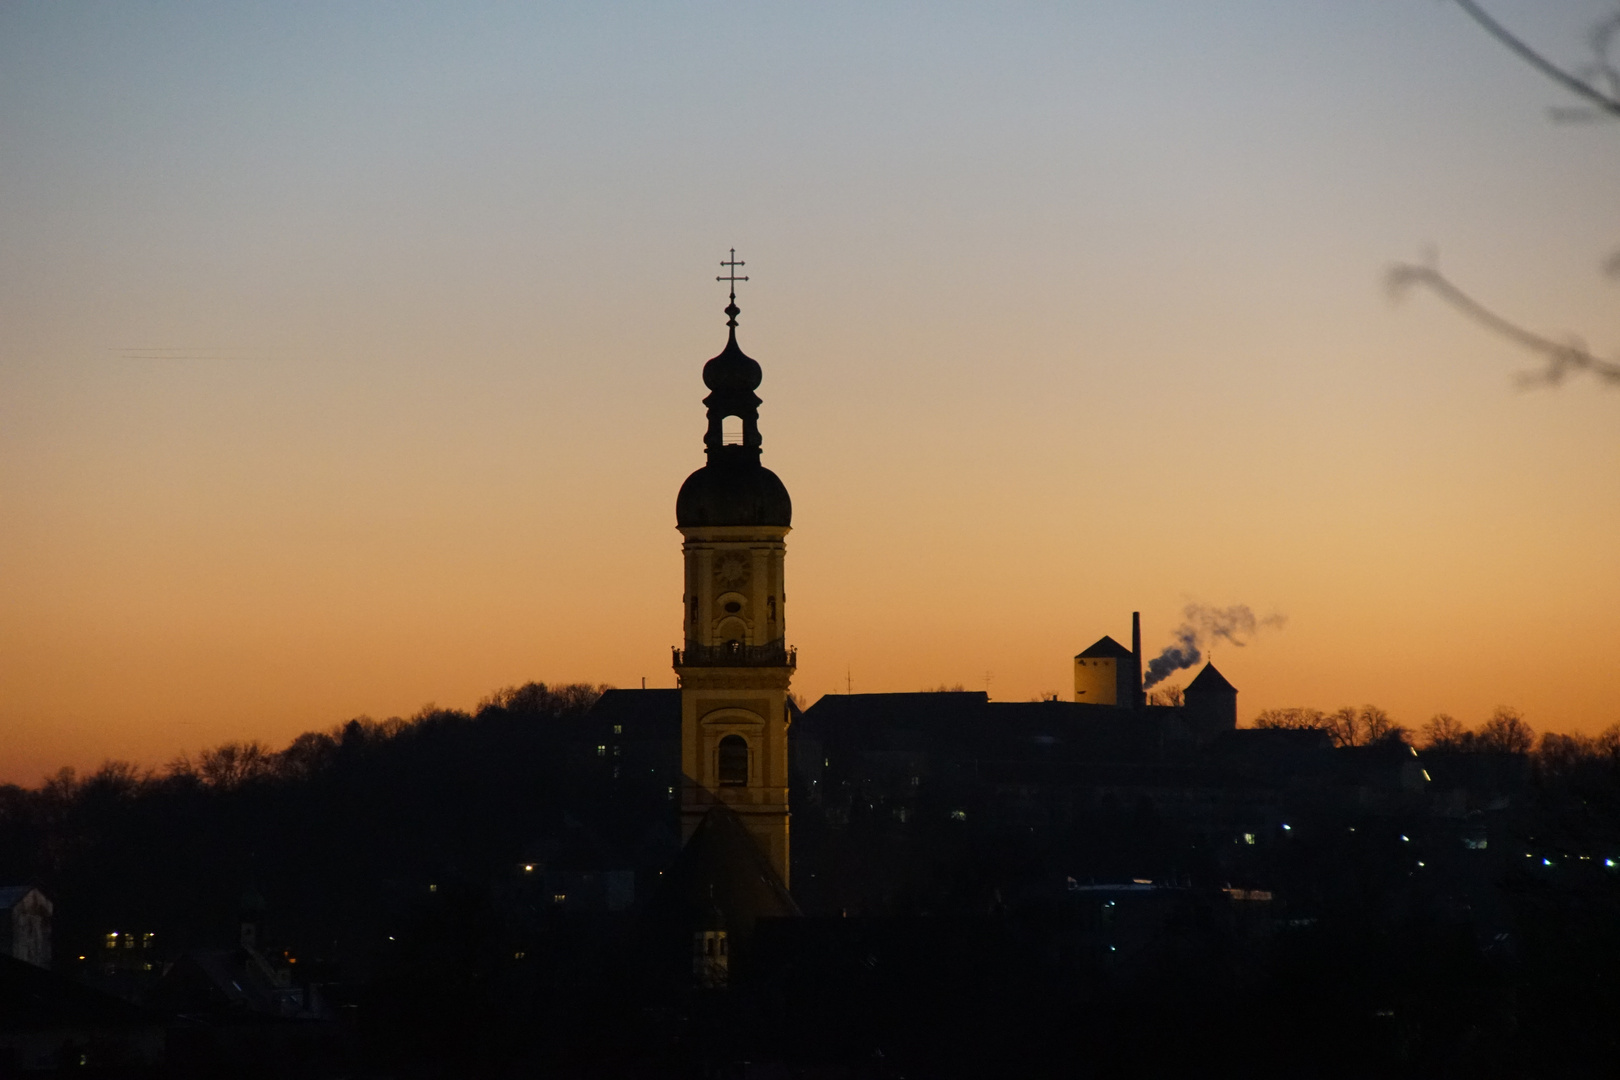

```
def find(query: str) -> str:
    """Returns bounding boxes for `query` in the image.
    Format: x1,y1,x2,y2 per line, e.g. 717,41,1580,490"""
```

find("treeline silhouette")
0,682,634,970
1255,701,1620,759
5,687,1620,1075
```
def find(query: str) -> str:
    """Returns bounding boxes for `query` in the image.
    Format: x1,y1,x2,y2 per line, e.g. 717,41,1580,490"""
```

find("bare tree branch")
1453,0,1620,117
1387,260,1620,387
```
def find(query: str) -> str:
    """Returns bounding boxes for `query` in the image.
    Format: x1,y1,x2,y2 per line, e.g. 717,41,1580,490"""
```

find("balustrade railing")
673,640,796,668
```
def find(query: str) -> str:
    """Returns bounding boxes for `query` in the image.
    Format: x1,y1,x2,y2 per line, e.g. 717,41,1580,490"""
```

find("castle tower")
1074,633,1139,707
673,263,795,888
1184,661,1238,732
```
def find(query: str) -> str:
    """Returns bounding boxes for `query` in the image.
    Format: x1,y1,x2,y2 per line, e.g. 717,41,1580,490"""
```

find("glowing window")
718,735,748,786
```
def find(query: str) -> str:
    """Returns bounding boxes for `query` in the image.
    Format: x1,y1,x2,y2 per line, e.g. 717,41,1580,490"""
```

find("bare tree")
1476,706,1536,753
1149,684,1185,707
1600,723,1620,763
1254,705,1406,746
1454,0,1620,119
1359,705,1408,745
1387,260,1620,387
197,741,275,789
1253,706,1328,732
1323,707,1363,746
1322,705,1408,747
82,760,149,798
1390,2,1620,389
1420,712,1468,750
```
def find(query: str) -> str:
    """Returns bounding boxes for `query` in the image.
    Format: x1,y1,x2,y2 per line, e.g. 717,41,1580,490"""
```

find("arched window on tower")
721,415,744,445
718,735,748,786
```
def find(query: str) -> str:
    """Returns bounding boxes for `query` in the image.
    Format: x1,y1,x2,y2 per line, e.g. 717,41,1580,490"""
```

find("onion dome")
676,296,792,528
677,449,792,527
702,303,763,396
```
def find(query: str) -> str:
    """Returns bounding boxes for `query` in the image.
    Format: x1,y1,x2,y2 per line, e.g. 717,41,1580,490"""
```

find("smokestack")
1131,611,1145,713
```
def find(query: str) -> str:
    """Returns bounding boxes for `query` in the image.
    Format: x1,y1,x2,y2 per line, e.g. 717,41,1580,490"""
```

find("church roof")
676,451,792,527
1076,636,1135,660
702,327,763,396
676,306,792,529
649,805,798,938
1186,662,1236,693
0,886,43,911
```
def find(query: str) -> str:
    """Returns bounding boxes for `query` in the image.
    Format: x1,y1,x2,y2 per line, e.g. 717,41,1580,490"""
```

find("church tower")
673,254,795,888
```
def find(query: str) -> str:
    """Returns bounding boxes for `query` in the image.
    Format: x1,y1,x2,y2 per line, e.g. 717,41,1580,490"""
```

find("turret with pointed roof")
1185,661,1238,732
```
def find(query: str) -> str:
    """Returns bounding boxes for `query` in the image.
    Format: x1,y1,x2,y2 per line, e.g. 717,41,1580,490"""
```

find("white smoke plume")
1141,604,1287,690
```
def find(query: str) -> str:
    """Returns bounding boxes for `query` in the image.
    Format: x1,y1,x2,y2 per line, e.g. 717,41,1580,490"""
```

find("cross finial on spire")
717,248,747,327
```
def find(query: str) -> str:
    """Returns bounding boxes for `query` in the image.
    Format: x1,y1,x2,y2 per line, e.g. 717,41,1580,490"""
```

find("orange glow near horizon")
3,3,1618,785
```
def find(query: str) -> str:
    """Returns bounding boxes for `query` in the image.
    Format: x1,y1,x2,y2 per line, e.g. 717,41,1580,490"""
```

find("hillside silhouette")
0,683,642,974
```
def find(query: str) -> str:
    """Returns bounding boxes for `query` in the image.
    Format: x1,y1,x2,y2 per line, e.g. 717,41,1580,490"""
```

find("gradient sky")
3,1,1617,784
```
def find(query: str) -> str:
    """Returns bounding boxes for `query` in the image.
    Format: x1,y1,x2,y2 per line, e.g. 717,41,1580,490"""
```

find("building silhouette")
672,289,796,888
640,283,1251,914
0,887,51,969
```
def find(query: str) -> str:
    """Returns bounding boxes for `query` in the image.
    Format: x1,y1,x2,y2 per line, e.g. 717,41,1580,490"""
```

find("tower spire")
717,248,747,328
675,249,795,889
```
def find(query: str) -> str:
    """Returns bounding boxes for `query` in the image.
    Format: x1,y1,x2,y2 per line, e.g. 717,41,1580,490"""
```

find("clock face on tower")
714,551,750,590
